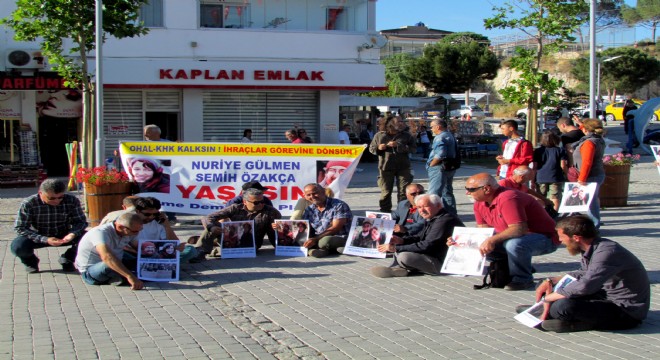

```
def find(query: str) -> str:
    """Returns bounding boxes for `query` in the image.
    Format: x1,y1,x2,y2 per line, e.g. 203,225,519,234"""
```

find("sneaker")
336,246,345,254
58,256,76,272
541,319,595,333
108,275,127,286
515,304,534,314
25,264,40,274
370,266,409,278
309,249,329,258
504,281,535,291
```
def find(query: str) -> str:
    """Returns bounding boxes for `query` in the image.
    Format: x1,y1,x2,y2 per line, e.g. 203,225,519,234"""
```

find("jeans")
587,173,606,228
490,233,557,283
377,168,413,212
549,296,641,330
426,166,456,215
81,262,123,285
11,234,81,267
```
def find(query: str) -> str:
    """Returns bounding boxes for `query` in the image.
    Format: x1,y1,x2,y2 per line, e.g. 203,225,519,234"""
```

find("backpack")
441,136,461,171
473,255,511,289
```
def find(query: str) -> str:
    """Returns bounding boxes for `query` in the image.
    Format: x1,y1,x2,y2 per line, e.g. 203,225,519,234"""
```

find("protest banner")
119,142,366,216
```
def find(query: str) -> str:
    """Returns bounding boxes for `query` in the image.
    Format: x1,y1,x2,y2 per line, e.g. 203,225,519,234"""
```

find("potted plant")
76,166,133,226
599,152,640,207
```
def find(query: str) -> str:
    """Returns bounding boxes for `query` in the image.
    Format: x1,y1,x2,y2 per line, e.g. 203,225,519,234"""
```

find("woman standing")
572,119,606,228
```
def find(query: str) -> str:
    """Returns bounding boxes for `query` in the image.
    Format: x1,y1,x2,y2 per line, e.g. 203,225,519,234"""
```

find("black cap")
242,181,266,191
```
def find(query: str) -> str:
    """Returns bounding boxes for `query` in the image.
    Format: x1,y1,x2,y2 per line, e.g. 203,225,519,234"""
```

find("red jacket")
498,138,533,178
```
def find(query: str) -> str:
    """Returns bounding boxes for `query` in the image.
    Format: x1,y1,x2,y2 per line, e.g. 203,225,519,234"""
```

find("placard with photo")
221,220,256,258
343,216,395,259
137,239,180,282
441,227,494,276
365,211,392,220
558,182,597,214
274,220,309,257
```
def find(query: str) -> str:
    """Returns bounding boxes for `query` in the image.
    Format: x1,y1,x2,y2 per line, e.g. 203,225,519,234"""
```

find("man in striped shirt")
12,179,88,273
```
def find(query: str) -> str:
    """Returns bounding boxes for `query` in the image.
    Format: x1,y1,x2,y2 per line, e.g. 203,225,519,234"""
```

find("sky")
376,0,653,46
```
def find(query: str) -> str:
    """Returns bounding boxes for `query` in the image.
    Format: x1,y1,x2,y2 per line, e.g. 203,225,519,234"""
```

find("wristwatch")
546,278,554,286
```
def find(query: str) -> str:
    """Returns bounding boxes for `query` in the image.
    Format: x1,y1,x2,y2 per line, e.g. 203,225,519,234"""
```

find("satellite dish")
361,34,387,49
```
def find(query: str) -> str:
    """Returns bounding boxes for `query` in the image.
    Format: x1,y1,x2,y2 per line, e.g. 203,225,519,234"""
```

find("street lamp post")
596,55,624,114
589,0,597,121
94,0,104,167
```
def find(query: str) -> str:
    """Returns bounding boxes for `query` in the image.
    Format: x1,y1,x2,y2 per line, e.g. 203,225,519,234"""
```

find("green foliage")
405,32,500,94
2,0,149,89
484,0,587,109
368,53,423,97
571,47,660,94
622,0,660,41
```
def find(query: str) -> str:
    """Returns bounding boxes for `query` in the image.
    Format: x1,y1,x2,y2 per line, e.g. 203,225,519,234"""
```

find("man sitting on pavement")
371,193,463,278
75,213,145,290
520,215,649,333
391,183,426,237
464,173,559,291
12,179,88,273
193,188,281,261
300,183,353,258
498,166,554,209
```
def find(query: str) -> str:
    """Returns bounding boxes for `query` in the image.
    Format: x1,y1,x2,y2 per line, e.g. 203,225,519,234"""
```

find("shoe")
370,266,409,278
25,264,39,274
58,256,76,272
309,249,329,258
515,304,534,314
189,251,208,263
336,246,345,254
504,281,535,291
541,319,595,333
108,275,127,286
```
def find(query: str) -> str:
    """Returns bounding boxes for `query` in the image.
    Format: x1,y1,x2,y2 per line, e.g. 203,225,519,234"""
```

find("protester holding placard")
301,183,352,258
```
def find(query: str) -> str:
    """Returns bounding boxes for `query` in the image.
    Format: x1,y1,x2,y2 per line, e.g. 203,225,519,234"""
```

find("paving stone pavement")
1,124,659,359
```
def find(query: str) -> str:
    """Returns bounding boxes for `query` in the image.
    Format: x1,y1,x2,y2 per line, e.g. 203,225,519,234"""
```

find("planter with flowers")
599,153,640,207
76,166,133,226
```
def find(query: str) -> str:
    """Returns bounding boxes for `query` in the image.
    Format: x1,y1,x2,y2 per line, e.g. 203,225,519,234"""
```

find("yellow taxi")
605,99,660,122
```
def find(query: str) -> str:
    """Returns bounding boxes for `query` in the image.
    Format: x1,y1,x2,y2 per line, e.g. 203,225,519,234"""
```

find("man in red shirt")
498,166,554,209
285,129,304,144
496,120,533,179
465,173,558,291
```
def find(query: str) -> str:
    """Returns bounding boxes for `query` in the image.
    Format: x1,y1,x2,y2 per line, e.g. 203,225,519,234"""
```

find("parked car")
450,105,485,119
605,100,660,122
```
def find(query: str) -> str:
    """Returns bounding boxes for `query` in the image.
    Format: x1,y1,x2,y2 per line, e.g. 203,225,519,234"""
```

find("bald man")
460,173,559,291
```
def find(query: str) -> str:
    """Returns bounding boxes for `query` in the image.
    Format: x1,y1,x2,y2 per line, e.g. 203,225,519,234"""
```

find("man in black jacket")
370,193,464,278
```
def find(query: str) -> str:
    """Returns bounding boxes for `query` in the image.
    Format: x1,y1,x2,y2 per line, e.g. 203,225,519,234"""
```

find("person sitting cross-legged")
518,215,650,333
12,179,88,273
371,193,463,278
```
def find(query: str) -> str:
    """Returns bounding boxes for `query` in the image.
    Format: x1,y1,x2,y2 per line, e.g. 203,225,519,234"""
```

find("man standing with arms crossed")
426,120,458,215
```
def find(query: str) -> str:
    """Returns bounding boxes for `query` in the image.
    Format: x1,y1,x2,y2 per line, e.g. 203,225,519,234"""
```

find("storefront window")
200,1,250,29
140,0,164,27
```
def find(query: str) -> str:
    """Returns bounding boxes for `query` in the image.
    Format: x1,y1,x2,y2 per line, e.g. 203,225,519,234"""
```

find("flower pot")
84,182,132,226
599,164,630,208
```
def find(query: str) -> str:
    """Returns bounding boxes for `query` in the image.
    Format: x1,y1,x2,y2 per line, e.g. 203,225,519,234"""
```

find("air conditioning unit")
6,49,45,69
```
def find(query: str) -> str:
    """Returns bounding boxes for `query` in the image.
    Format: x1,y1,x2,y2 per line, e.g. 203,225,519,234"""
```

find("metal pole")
588,0,596,120
94,0,104,167
596,61,601,114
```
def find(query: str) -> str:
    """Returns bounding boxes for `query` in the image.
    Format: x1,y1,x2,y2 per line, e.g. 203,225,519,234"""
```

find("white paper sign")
137,239,180,282
441,227,494,276
514,275,577,328
343,216,395,259
558,182,597,214
221,221,256,258
274,220,309,257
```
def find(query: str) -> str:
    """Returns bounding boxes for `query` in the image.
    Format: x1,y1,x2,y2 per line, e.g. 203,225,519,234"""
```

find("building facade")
0,0,385,175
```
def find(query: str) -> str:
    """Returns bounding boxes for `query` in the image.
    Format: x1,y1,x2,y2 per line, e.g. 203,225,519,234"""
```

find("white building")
0,0,385,175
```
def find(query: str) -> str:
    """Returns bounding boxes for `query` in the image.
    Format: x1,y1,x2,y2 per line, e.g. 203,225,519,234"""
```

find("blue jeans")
426,166,456,215
81,262,122,285
587,173,606,228
491,233,557,283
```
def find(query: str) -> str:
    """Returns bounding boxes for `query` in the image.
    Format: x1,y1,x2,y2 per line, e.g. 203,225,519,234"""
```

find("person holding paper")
391,183,426,237
370,193,463,278
526,215,649,333
465,173,559,291
75,213,144,290
301,183,353,258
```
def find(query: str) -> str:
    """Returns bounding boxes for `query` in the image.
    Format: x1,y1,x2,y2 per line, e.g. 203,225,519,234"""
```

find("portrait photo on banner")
125,157,172,194
558,182,597,214
274,220,309,257
343,216,394,259
137,239,180,282
221,220,256,258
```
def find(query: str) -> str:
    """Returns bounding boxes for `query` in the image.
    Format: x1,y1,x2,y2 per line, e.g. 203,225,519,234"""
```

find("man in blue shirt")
301,183,352,258
426,120,458,215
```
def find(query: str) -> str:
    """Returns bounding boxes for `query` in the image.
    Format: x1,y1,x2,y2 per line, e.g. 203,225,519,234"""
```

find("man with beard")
370,193,463,278
519,215,649,333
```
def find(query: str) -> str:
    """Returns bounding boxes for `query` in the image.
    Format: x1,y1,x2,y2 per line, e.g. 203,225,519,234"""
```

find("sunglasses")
246,199,265,205
140,211,159,218
465,186,485,193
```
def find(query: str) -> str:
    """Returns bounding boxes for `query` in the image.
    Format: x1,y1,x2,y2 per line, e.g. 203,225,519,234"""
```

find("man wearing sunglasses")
461,173,559,291
12,179,87,273
75,213,144,290
192,188,281,261
391,183,427,237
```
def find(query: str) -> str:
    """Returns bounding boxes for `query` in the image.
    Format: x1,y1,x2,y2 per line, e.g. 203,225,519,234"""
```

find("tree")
2,0,149,167
571,47,660,100
622,0,660,43
575,0,625,50
405,32,500,95
367,53,424,97
484,0,587,145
